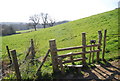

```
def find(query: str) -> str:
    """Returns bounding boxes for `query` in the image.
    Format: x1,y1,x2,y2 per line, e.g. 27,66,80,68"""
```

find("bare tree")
41,13,48,28
48,18,56,27
29,14,40,31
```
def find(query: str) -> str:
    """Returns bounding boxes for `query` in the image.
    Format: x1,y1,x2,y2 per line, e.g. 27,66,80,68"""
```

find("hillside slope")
2,9,118,60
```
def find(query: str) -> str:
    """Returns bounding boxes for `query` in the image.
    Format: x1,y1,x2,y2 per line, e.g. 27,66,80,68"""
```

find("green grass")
2,8,119,79
16,29,37,33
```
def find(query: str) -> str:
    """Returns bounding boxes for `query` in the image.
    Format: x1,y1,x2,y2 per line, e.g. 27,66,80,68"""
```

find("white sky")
0,0,119,22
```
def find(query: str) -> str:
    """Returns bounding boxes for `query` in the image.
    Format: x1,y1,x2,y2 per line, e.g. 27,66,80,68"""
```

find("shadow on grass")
36,59,120,81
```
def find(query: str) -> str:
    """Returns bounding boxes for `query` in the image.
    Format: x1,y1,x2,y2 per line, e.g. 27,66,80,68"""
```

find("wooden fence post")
58,57,65,75
70,56,74,65
6,46,12,65
11,50,21,80
82,32,87,66
92,43,95,63
49,39,59,73
102,29,107,60
97,31,102,62
31,39,35,64
89,43,92,64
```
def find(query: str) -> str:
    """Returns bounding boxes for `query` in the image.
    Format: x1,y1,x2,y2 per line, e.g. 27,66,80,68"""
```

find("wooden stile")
11,50,21,80
49,31,105,74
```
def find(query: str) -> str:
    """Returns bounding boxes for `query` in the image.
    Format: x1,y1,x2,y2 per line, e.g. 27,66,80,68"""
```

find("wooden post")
6,46,12,65
58,57,65,75
68,52,74,65
70,56,74,65
31,39,35,59
31,39,35,64
82,32,87,66
11,50,21,80
97,31,102,62
102,29,107,60
89,43,92,64
92,43,95,63
49,39,59,73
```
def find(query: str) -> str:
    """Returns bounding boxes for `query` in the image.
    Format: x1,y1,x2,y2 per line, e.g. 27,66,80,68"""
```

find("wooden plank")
86,44,100,47
49,39,59,73
58,52,84,58
36,49,50,75
62,58,83,64
63,65,83,68
57,46,83,51
11,50,21,80
58,50,100,58
102,29,107,60
86,50,100,53
57,44,100,51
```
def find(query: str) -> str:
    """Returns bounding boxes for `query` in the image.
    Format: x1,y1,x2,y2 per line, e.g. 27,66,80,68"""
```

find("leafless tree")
29,14,40,31
41,13,48,28
48,18,56,27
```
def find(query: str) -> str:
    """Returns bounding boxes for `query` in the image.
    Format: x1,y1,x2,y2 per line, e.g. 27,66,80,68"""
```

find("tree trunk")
34,25,37,31
43,24,46,28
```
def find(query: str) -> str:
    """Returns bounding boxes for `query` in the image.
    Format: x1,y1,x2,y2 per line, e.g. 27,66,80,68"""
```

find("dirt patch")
62,60,120,80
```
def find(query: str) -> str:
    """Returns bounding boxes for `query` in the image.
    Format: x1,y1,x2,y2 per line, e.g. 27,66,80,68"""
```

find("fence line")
4,30,107,79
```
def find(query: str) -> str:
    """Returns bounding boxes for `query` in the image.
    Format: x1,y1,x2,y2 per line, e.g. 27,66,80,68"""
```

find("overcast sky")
0,0,119,22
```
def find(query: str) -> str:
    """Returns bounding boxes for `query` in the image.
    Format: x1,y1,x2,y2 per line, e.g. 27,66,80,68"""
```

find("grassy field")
2,8,119,79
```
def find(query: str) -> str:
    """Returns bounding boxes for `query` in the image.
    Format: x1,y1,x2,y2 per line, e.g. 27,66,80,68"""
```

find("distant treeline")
0,24,16,36
0,20,69,36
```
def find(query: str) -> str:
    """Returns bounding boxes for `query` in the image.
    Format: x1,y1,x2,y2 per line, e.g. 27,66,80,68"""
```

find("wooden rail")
62,57,86,64
58,50,100,58
36,49,50,76
57,44,100,51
